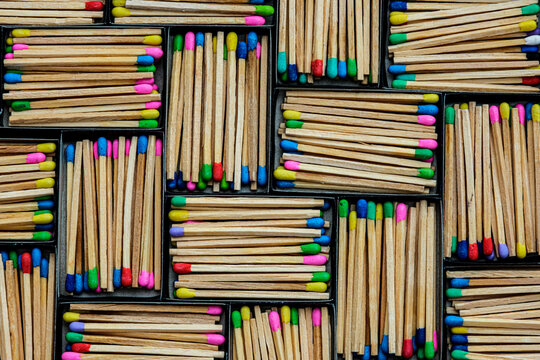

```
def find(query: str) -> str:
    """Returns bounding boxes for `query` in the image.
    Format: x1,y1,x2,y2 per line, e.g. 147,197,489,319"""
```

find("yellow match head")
283,110,301,120
519,20,537,32
390,13,407,25
112,7,131,18
168,210,189,222
63,312,80,323
143,35,162,46
226,32,238,52
517,242,527,259
240,306,250,321
213,36,217,53
348,210,357,230
451,327,468,334
499,102,510,120
306,282,327,292
281,306,291,323
532,104,540,122
423,94,439,103
176,288,196,298
460,103,468,110
376,203,383,220
6,38,13,46
39,161,56,171
33,213,53,225
12,29,30,38
36,143,56,153
112,0,126,6
273,166,296,181
141,109,159,119
36,178,54,189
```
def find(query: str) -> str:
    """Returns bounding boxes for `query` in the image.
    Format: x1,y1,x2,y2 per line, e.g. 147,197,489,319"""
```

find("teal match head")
255,5,274,16
66,332,83,343
171,196,186,207
396,73,416,81
392,79,408,89
446,288,463,298
327,58,338,79
415,148,433,159
339,199,349,217
445,106,455,124
347,58,357,77
417,168,434,179
522,4,540,15
232,310,242,328
451,350,470,360
367,201,376,220
389,33,407,45
383,202,393,218
277,51,287,74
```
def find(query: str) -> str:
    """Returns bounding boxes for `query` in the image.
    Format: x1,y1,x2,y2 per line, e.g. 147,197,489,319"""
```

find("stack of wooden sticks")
169,196,332,300
0,0,104,25
0,141,56,242
64,136,162,294
112,0,272,25
444,102,540,261
277,0,379,83
387,0,540,93
338,199,438,359
446,269,540,359
274,90,439,193
0,249,55,360
167,32,269,192
3,28,163,128
61,303,225,359
232,305,332,360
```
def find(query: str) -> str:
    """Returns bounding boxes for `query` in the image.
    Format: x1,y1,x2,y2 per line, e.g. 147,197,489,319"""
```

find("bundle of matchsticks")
61,303,226,359
444,102,540,261
167,32,269,192
274,90,439,194
232,305,332,360
277,0,379,83
0,249,55,360
387,0,540,93
111,0,273,25
0,141,56,242
445,269,540,359
64,136,162,295
0,0,104,25
338,199,438,359
169,196,332,300
3,28,163,128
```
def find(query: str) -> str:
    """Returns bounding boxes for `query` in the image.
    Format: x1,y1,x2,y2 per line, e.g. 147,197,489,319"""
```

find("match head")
226,32,238,52
383,202,393,218
71,343,90,353
31,248,41,268
303,255,327,265
63,312,80,323
388,64,406,74
41,258,48,277
284,160,301,171
273,167,296,181
176,288,196,298
88,267,98,290
450,350,471,360
206,306,222,315
326,58,337,79
240,306,251,321
390,13,407,25
232,310,242,328
301,244,321,255
276,180,295,188
390,1,407,11
134,84,153,94
247,32,258,52
69,321,85,333
338,199,349,217
457,240,468,260
417,104,438,115
402,339,413,359
269,311,281,331
415,328,426,346
381,334,389,354
312,59,323,77
111,7,131,17
137,135,148,154
173,34,184,52
347,58,357,77
348,211,357,230
389,33,407,45
445,106,455,124
206,334,225,345
396,203,407,223
33,231,52,241
138,270,149,287
451,335,468,345
106,140,112,156
11,100,31,111
143,35,162,46
415,148,433,160
244,16,265,25
450,278,469,288
517,242,527,259
85,1,103,10
61,353,82,360
136,55,154,66
9,252,17,269
37,142,56,153
4,72,22,84
489,105,500,124
498,243,509,258
65,332,84,343
499,102,510,120
212,162,223,181
173,262,191,274
306,282,327,292
363,346,371,360
306,217,324,228
280,306,291,323
184,32,195,51
12,29,30,38
258,165,267,186
520,20,538,32
288,64,298,81
25,152,46,164
312,308,321,326
97,137,107,157
313,235,330,245
356,199,367,219
255,5,274,15
516,103,526,124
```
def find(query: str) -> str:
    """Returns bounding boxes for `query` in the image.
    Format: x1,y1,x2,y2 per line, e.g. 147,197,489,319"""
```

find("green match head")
383,202,393,218
446,288,463,298
285,120,304,128
424,341,435,359
139,120,158,128
138,65,156,72
174,34,184,52
414,148,433,160
65,332,83,343
11,100,31,111
171,196,186,207
201,164,212,182
255,5,275,16
347,58,357,78
32,231,52,241
300,243,321,254
451,236,457,254
389,33,407,45
339,199,349,217
311,271,330,282
445,106,455,124
367,201,376,220
451,350,469,360
5,46,12,53
232,310,242,328
88,267,98,290
417,168,434,179
9,251,17,268
291,307,299,325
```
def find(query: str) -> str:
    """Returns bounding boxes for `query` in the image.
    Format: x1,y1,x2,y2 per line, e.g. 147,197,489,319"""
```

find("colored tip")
63,312,80,323
121,267,131,287
61,352,82,360
31,248,41,267
269,311,281,331
66,332,84,343
240,306,250,321
273,166,296,181
247,32,258,51
468,242,478,260
280,306,291,324
457,240,468,260
312,308,321,326
207,306,222,315
40,258,48,277
383,202,393,218
176,288,196,298
347,58,357,77
69,321,85,333
67,275,76,292
396,203,407,222
312,59,323,77
339,199,349,217
173,34,184,52
184,32,195,51
402,339,413,359
390,13,407,25
303,254,327,265
212,162,223,181
226,32,238,51
232,310,242,328
206,334,225,345
516,103,526,124
306,282,327,292
173,263,191,274
416,328,426,346
245,16,265,25
255,5,274,15
517,242,527,258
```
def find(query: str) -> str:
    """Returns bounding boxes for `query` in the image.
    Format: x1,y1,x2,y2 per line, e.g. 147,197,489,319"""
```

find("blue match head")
241,166,249,185
450,278,469,288
83,271,89,292
451,335,468,345
363,345,371,360
37,200,54,210
527,103,533,121
288,64,298,82
486,250,495,260
378,345,387,360
40,258,48,278
306,217,324,228
18,255,22,270
4,72,22,84
176,171,186,190
0,252,7,269
138,136,148,154
69,322,85,333
321,200,330,211
320,229,325,235
417,104,438,115
250,0,264,3
66,345,72,351
299,73,307,84
499,243,509,258
314,235,330,245
445,315,464,327
66,144,75,163
522,45,538,52
280,139,299,152
113,268,121,288
416,328,426,346
167,179,177,190
457,240,468,260
390,1,407,10
31,248,41,267
451,345,468,352
388,64,407,74
195,32,204,47
338,61,347,78
247,32,258,51
75,273,83,294
412,335,417,353
65,274,75,293
35,223,53,231
381,334,389,354
97,137,107,156
327,58,337,79
258,165,267,186
237,41,247,59
357,199,368,218
137,55,154,66
276,180,295,188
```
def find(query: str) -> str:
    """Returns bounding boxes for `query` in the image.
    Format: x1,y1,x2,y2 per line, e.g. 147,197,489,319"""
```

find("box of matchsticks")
164,26,273,194
0,128,59,246
1,25,167,130
165,195,337,304
230,303,336,360
56,301,229,360
442,93,540,264
57,129,165,299
336,197,443,360
271,88,443,197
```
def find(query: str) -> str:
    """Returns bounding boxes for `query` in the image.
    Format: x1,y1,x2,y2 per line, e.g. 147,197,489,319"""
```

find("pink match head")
424,157,433,163
26,152,46,163
135,78,154,85
13,44,28,51
152,84,159,91
517,104,525,125
145,47,163,59
93,141,98,159
156,139,163,156
417,115,436,126
113,139,119,159
61,352,82,360
312,308,321,326
186,181,196,191
185,220,201,223
206,334,226,345
207,306,223,315
106,140,112,157
256,42,261,59
138,270,149,287
4,53,13,59
303,254,327,265
126,139,131,156
245,16,265,25
489,105,500,124
185,32,195,51
145,101,161,109
433,330,438,352
418,139,438,150
268,311,281,331
396,203,407,223
146,272,154,289
134,84,153,94
284,160,301,171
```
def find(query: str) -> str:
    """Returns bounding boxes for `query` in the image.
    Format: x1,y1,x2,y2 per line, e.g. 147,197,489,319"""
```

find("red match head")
173,263,192,274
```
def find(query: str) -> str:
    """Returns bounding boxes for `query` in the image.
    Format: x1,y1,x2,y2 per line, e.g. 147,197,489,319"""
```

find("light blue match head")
247,32,258,51
313,235,330,245
69,322,85,333
450,278,469,288
390,1,407,11
257,165,267,186
457,240,468,260
526,103,533,121
299,73,307,84
280,140,299,152
277,52,287,74
417,104,438,115
276,180,295,188
241,166,249,185
327,58,337,79
451,335,468,345
357,199,368,218
499,243,509,258
306,217,325,228
137,136,148,154
113,268,121,288
66,144,74,163
97,137,107,157
388,64,407,74
75,273,83,294
136,55,154,66
195,32,204,47
4,72,22,84
237,41,247,59
445,315,464,327
31,248,41,268
338,61,347,78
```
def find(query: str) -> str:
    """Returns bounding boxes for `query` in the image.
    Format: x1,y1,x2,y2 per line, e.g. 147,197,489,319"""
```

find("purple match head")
69,322,85,333
169,227,184,237
498,243,509,258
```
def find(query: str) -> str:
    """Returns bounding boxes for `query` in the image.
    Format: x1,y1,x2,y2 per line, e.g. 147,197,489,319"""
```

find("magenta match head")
134,84,153,94
145,47,163,59
156,139,162,156
138,270,149,287
146,272,154,289
517,104,526,125
489,105,500,124
207,306,223,315
269,311,281,331
26,152,46,163
206,334,225,345
107,140,112,157
396,203,407,223
418,139,438,149
125,139,131,156
303,254,327,265
113,139,118,159
13,44,28,51
61,352,82,360
135,78,154,85
152,84,158,91
145,101,161,109
284,160,301,171
433,330,438,352
185,32,195,51
417,115,436,126
257,41,261,59
245,16,265,25
312,308,321,326
93,141,98,160
4,53,13,59
187,181,196,191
